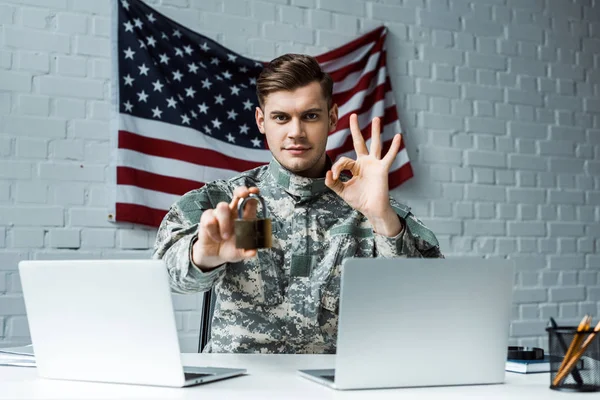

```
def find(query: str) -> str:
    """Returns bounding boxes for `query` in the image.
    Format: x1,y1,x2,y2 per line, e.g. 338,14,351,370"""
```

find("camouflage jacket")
153,158,443,354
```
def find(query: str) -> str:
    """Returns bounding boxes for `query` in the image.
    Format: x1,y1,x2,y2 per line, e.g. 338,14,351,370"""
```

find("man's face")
255,81,338,178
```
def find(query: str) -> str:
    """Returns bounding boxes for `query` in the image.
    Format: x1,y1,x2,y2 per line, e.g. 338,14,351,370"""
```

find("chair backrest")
198,288,217,352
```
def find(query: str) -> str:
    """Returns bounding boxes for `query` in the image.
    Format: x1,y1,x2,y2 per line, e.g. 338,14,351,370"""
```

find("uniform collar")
268,157,331,199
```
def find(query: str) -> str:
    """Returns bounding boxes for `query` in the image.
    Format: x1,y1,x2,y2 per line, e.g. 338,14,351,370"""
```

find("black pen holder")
547,327,600,392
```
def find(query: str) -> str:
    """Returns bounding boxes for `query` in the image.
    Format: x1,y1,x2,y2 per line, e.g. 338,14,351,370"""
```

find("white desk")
0,353,584,399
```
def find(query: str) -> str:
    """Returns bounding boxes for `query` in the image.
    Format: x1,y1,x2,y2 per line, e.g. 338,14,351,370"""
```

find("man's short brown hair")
256,54,333,109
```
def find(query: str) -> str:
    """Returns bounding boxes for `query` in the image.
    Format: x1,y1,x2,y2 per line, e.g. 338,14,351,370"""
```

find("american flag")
114,0,413,227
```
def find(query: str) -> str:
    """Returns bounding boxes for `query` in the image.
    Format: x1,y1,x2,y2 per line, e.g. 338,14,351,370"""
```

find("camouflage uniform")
153,158,443,354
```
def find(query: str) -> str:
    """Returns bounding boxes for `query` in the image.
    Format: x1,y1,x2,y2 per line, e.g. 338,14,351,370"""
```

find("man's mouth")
284,146,310,155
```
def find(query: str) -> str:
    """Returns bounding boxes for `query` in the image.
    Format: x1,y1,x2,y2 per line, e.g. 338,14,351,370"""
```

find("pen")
549,317,583,386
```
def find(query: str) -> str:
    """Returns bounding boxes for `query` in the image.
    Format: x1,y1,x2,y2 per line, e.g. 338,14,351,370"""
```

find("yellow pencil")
556,315,590,377
553,319,600,386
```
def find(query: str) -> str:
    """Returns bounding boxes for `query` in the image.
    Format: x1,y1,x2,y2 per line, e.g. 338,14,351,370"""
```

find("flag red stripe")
315,26,385,63
117,166,204,196
333,78,392,133
118,130,264,172
116,203,170,227
327,39,385,83
388,162,414,188
332,52,387,107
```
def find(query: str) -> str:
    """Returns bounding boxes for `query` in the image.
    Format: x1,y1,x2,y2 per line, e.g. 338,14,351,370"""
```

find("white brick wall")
1,0,599,352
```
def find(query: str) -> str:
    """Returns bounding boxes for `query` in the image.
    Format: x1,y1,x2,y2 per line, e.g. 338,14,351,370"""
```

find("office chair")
198,288,217,352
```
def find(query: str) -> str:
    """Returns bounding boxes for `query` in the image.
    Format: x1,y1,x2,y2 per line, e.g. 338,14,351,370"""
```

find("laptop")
18,259,246,387
298,257,515,390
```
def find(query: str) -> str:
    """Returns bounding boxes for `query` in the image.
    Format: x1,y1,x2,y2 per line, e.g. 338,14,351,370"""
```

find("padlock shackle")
237,193,267,219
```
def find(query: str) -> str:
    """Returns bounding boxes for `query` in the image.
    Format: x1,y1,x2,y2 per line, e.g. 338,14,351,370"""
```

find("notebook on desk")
298,257,515,390
506,355,585,374
18,259,246,387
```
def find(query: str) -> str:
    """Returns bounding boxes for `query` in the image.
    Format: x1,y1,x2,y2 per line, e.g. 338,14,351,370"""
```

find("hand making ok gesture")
324,113,404,237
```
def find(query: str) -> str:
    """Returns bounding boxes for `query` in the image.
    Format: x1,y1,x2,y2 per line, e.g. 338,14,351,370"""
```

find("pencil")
556,315,590,377
553,320,600,386
550,317,583,385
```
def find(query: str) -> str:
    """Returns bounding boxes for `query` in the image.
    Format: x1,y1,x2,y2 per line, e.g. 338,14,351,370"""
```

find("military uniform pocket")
319,272,340,342
317,235,348,315
320,267,340,314
321,290,339,314
257,247,285,306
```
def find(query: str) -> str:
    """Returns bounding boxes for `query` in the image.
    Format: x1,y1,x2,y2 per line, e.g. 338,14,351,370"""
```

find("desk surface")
0,353,580,399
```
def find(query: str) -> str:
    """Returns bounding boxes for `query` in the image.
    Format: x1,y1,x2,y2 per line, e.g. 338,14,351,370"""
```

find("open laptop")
298,257,515,390
18,259,245,387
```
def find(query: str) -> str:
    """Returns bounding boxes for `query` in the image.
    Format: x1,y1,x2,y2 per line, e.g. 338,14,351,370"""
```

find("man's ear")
255,106,265,134
328,103,339,132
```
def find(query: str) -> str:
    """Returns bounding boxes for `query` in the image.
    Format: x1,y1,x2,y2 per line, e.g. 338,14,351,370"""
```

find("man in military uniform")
153,54,443,354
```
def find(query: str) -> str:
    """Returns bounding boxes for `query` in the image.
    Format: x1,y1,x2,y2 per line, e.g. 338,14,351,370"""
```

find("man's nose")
287,118,304,138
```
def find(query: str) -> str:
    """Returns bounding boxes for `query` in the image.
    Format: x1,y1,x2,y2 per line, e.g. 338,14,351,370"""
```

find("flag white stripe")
117,148,241,182
389,148,410,172
319,29,384,72
117,185,180,211
333,51,381,94
320,41,375,72
336,69,389,117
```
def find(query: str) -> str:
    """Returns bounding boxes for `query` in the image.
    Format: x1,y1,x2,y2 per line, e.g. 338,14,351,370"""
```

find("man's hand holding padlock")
325,113,404,237
192,186,260,271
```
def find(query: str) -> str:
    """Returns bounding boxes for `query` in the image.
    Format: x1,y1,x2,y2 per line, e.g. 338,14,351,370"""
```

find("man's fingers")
199,209,222,242
199,185,262,246
349,113,368,156
382,133,402,167
325,170,344,196
214,202,234,240
240,197,258,219
235,186,260,196
230,186,260,221
369,117,382,159
229,186,248,211
241,249,257,258
330,156,356,180
230,186,260,211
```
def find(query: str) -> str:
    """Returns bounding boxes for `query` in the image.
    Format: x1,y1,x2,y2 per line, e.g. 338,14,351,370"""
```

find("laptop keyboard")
184,372,213,380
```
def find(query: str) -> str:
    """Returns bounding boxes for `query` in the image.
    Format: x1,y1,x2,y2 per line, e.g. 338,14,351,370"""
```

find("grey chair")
198,288,217,352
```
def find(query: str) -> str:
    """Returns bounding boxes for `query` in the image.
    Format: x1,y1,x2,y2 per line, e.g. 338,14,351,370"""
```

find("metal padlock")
234,193,272,249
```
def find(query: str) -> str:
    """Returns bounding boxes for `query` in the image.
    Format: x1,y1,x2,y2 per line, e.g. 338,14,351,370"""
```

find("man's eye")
304,113,318,120
274,115,287,122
